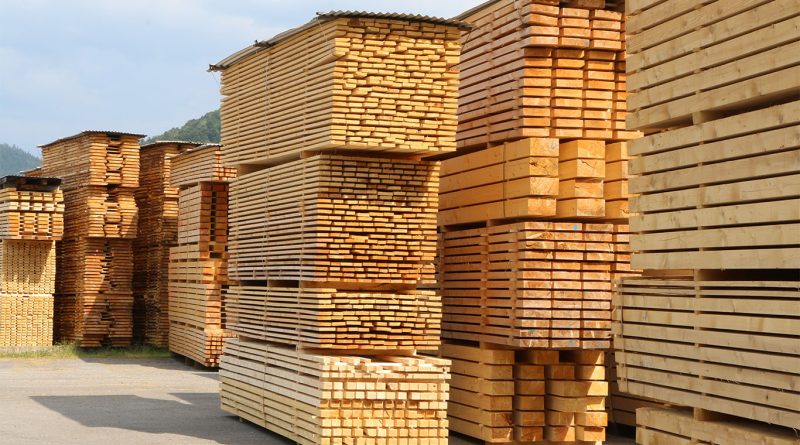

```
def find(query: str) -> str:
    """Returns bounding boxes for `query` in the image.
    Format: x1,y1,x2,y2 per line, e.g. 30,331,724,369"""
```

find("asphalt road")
0,357,635,444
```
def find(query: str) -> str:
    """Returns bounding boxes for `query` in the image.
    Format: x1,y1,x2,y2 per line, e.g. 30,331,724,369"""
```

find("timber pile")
439,138,632,225
442,343,608,443
614,0,800,442
133,141,201,346
437,0,642,442
212,14,465,166
228,155,439,286
214,12,462,443
168,144,235,367
441,221,635,350
0,176,63,347
220,338,451,445
457,0,639,150
38,131,142,347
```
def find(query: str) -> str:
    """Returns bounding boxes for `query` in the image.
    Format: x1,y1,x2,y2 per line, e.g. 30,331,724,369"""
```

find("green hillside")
144,110,220,144
0,143,40,176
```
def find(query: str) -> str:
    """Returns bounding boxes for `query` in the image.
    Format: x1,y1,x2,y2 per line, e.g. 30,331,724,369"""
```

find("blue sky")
0,0,484,155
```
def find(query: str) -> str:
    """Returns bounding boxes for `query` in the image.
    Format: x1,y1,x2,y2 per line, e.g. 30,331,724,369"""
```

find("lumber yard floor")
0,357,635,445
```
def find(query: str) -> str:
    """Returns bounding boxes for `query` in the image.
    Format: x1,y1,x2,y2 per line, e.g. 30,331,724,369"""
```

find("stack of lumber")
439,138,632,226
228,155,439,286
0,176,63,347
38,131,142,347
168,144,235,367
438,0,642,442
442,343,608,443
133,141,201,346
213,12,463,442
614,0,800,442
441,221,635,350
457,0,639,150
604,351,665,428
220,338,451,445
0,176,63,240
212,13,467,166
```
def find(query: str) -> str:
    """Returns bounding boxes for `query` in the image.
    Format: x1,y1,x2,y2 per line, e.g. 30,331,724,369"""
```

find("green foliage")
144,109,220,144
0,143,40,176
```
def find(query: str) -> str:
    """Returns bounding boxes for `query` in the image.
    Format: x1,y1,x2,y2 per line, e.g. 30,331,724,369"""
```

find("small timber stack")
167,144,236,367
0,176,63,347
133,141,202,346
439,0,643,442
614,1,800,444
37,131,142,347
210,11,465,444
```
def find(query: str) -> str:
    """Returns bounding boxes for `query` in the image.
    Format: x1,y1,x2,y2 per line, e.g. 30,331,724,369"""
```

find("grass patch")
0,343,170,359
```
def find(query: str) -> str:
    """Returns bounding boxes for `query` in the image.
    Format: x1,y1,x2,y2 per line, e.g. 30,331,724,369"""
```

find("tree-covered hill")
0,143,40,176
144,110,220,144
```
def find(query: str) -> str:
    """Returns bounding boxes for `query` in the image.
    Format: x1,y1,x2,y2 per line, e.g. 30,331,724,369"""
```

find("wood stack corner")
0,175,64,347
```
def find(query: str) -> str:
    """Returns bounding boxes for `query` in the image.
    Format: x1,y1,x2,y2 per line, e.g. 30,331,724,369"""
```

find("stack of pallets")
614,1,800,443
211,12,465,444
167,144,236,367
439,0,642,442
133,141,201,347
37,131,142,347
0,176,63,347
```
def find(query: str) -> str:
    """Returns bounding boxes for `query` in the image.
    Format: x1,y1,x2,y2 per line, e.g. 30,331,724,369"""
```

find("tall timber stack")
0,176,63,347
210,11,465,444
613,1,800,444
167,144,236,367
37,131,141,347
438,0,644,443
133,141,201,346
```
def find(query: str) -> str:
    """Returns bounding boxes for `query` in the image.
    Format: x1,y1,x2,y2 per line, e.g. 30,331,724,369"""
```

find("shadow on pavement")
32,393,292,445
77,357,220,380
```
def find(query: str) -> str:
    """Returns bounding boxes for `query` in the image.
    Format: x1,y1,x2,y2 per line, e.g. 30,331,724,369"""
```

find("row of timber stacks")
614,0,800,444
439,0,642,443
133,141,204,347
0,176,63,347
36,131,142,347
167,144,236,366
211,12,465,444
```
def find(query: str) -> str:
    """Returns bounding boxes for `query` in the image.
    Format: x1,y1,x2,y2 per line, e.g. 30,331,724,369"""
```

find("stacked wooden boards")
213,12,465,444
38,131,142,347
457,0,639,150
168,144,236,367
614,0,800,442
211,12,468,166
133,141,201,346
0,176,63,347
439,0,643,442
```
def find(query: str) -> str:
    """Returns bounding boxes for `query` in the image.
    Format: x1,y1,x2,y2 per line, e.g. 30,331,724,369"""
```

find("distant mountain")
144,110,220,144
0,143,40,176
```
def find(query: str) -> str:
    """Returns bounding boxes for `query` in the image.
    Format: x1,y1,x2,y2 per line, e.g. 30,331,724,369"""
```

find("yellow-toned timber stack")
167,144,236,367
133,141,202,347
0,175,63,348
210,11,466,444
614,1,800,443
438,0,645,442
37,131,142,347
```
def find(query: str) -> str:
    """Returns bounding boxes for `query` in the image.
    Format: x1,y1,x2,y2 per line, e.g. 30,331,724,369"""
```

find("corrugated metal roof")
453,0,502,21
39,130,146,148
209,11,471,71
139,140,206,149
171,143,222,159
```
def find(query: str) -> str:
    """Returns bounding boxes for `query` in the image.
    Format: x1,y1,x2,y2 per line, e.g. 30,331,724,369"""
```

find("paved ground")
0,357,635,444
